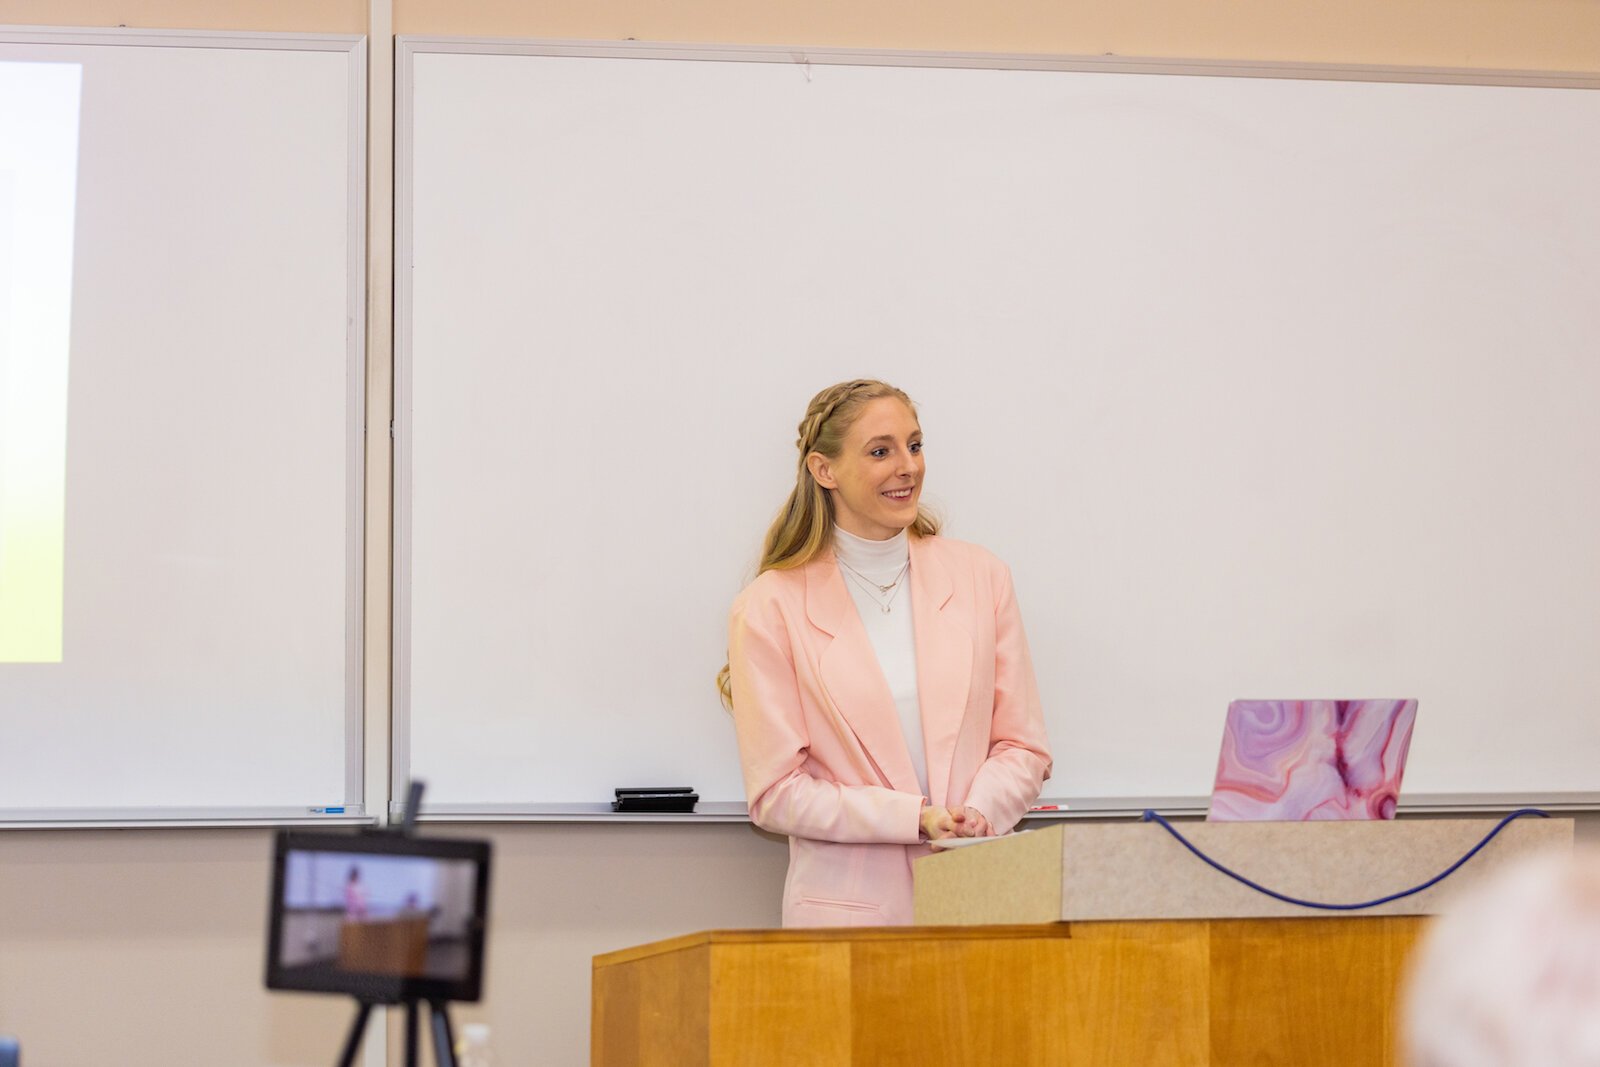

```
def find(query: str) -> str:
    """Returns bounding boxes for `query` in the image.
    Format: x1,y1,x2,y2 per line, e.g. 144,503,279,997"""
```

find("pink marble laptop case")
1207,699,1418,821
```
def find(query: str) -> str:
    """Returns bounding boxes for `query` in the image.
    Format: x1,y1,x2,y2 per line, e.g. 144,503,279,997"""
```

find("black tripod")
337,997,457,1067
332,781,461,1067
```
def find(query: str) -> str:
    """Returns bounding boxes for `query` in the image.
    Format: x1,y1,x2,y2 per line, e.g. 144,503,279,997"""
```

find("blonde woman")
721,379,1052,927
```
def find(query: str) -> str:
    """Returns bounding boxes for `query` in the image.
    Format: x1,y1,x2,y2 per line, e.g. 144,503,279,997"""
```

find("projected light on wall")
0,60,81,663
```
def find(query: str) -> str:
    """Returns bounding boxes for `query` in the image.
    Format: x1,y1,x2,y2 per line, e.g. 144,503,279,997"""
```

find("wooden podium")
592,817,1571,1066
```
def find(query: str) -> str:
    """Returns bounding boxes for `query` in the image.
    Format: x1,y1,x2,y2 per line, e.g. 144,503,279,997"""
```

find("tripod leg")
335,1002,372,1067
429,1001,457,1067
405,1000,421,1067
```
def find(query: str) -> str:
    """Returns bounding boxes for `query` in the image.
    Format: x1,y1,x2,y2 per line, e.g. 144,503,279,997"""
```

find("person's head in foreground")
1402,847,1600,1067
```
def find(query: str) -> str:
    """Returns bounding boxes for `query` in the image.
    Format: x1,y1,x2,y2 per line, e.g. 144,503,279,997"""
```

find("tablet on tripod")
265,830,491,1006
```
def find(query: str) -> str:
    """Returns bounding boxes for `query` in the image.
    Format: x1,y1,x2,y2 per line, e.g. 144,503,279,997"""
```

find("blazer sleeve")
728,587,924,845
963,559,1053,833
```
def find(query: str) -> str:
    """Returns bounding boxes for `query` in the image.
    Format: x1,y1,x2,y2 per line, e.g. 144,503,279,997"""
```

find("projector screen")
0,30,365,821
0,59,79,663
397,42,1600,814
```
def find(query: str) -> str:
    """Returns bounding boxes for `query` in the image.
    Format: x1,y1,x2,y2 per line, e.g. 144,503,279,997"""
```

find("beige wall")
4,818,1598,1066
13,0,1591,65
393,0,1600,70
0,823,789,1066
1,1,1596,1065
0,0,365,33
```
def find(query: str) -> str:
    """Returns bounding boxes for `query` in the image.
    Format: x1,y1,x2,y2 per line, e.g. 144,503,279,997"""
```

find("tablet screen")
266,831,490,1003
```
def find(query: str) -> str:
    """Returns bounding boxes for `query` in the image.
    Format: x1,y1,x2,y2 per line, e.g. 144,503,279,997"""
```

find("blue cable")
1139,807,1550,911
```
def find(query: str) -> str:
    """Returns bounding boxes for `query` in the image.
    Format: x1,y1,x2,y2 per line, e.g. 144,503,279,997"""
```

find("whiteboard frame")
392,35,1600,820
0,26,370,827
404,794,1600,822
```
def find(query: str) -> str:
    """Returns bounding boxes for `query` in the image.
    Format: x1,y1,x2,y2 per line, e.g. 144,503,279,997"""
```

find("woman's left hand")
956,807,992,838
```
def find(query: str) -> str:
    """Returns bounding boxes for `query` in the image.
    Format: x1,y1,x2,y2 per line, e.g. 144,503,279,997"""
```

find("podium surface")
916,816,1573,924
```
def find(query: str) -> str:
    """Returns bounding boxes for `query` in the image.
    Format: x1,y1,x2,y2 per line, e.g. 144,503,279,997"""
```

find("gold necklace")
838,558,909,613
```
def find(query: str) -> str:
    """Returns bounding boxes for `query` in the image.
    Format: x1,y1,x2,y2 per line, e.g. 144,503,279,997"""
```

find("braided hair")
717,379,940,707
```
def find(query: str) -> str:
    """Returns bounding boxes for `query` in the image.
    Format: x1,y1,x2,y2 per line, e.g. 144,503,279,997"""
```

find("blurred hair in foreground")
1402,847,1600,1067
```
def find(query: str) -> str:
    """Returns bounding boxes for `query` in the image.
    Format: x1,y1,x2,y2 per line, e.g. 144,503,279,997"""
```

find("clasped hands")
920,802,992,842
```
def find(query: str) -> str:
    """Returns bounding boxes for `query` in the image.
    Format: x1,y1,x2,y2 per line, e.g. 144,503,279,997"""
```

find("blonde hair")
1402,847,1600,1067
717,379,940,707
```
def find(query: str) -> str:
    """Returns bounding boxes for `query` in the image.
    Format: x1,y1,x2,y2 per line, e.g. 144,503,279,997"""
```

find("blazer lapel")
909,537,973,807
806,553,922,795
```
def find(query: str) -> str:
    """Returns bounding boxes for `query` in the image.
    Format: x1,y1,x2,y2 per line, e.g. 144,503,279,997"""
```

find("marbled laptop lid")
1208,699,1418,821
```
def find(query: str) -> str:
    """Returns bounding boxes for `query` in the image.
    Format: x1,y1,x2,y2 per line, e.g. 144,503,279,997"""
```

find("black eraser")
612,791,699,813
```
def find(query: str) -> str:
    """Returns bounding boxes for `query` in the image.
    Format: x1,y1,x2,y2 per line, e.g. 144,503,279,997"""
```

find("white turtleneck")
832,525,927,797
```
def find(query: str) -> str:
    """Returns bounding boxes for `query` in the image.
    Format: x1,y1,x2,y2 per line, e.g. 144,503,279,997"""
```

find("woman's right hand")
920,804,962,841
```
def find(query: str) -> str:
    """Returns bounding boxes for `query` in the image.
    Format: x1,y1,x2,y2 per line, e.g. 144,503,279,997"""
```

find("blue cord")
1139,807,1550,911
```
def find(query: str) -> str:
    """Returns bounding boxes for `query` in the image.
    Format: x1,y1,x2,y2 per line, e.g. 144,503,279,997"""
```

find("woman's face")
808,396,925,541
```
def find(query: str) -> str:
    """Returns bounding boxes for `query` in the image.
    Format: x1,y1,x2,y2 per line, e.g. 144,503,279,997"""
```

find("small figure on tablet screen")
343,866,369,921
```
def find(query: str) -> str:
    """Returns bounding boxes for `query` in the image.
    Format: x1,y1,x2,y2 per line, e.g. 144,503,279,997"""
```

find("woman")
343,865,368,921
720,379,1052,927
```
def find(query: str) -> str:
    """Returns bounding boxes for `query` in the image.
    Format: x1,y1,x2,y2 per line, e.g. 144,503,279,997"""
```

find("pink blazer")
728,534,1052,927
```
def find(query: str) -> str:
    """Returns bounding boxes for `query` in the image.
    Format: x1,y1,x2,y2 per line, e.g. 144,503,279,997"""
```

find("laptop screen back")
1208,699,1418,821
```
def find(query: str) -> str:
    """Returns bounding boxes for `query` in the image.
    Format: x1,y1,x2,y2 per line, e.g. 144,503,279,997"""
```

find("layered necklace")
837,555,910,614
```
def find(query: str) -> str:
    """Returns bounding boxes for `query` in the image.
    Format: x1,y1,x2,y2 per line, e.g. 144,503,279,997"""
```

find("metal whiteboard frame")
392,35,1600,821
402,793,1600,823
0,26,370,828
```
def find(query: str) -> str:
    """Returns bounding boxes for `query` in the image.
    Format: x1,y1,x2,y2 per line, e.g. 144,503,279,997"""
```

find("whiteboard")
0,29,366,822
396,40,1600,814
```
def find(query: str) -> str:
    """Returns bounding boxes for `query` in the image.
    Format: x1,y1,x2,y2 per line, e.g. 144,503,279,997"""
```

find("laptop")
1207,699,1418,821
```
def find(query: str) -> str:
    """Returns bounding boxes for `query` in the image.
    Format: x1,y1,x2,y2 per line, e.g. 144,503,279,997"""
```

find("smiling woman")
720,379,1053,927
805,394,926,541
